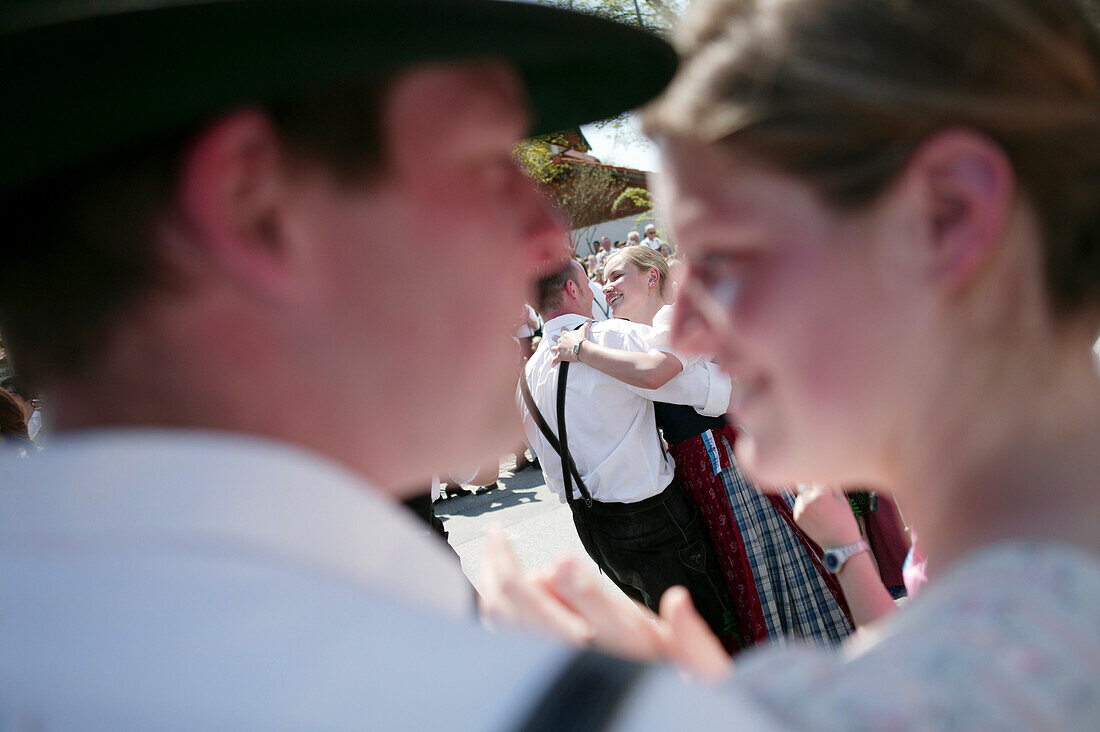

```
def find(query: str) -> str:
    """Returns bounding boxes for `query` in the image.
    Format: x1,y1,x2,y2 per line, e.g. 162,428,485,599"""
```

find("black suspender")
518,355,593,508
555,361,592,508
512,649,646,732
593,297,610,320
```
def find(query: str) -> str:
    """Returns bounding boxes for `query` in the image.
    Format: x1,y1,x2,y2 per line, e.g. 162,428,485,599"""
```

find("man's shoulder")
527,332,557,372
587,320,658,360
1,550,568,729
591,318,654,342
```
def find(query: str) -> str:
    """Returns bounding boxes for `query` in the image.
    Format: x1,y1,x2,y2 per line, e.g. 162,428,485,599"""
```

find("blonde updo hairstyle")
645,0,1100,319
606,245,671,299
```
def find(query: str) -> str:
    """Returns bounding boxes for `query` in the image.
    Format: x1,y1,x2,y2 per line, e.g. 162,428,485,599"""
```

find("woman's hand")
793,486,899,628
551,321,591,365
793,484,863,547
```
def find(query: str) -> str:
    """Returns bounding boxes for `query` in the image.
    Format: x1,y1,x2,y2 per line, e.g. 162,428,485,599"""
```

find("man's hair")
0,78,390,389
0,388,30,443
0,377,35,403
535,260,586,315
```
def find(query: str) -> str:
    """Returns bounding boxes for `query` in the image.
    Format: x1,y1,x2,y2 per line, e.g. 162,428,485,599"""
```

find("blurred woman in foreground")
650,0,1100,723
486,0,1100,726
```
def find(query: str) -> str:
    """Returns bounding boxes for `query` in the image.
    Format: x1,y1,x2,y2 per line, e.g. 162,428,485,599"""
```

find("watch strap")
823,539,870,574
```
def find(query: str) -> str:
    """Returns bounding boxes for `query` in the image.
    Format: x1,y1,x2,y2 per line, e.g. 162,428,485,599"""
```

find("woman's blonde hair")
606,246,671,298
645,0,1100,317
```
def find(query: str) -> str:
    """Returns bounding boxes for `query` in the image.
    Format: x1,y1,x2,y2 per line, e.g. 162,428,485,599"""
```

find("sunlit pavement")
436,455,617,596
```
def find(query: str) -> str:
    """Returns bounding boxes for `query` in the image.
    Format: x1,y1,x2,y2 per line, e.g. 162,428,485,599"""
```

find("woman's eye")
694,251,756,284
481,159,521,196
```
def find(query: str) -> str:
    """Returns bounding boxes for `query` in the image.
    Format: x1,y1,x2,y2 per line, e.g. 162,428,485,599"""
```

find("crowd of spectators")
580,227,679,286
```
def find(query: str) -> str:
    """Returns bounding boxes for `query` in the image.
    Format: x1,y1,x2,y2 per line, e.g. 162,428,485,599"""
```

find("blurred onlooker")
625,230,641,246
641,224,664,250
516,302,542,362
595,236,613,264
0,388,32,454
1,379,41,442
658,243,673,258
514,304,543,473
584,253,597,275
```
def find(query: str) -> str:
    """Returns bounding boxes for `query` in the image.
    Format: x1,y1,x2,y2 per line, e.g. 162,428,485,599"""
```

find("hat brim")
2,0,677,194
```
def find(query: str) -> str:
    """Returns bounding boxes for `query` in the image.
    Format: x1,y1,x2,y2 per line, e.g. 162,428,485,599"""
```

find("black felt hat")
1,0,677,196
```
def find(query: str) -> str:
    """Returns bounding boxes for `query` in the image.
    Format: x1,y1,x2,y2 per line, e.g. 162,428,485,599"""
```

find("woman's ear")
905,129,1016,292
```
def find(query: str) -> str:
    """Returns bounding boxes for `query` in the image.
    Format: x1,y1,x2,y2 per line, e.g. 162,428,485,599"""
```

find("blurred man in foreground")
0,2,765,727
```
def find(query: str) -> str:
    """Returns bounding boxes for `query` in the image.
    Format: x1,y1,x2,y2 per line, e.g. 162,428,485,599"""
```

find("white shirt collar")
0,428,473,617
542,313,590,340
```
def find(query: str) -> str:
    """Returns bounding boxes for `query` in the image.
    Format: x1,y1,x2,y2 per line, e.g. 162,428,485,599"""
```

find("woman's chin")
734,430,808,491
733,433,772,488
737,430,873,492
609,306,632,321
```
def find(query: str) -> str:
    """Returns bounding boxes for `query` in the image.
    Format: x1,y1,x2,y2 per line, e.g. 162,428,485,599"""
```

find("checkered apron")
669,425,854,650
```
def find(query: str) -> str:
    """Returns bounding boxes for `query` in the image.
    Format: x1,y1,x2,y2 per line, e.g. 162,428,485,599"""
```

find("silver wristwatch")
822,539,870,574
572,340,583,358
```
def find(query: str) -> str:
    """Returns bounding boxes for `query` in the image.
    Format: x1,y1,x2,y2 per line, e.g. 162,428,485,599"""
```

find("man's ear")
174,109,298,301
906,129,1016,291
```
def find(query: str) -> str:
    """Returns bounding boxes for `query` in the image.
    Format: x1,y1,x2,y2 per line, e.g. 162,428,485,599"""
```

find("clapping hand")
480,525,732,681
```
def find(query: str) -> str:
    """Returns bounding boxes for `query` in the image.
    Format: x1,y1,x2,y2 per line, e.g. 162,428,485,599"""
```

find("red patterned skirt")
669,424,854,650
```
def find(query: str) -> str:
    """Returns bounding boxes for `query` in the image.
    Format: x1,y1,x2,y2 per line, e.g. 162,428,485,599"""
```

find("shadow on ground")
435,460,547,519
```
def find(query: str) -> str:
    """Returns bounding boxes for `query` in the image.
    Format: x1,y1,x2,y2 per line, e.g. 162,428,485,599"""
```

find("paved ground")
435,455,617,595
440,457,912,612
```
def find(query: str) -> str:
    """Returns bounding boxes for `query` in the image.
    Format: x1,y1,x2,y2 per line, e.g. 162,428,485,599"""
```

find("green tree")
514,134,622,254
534,0,687,158
518,0,690,253
536,0,685,36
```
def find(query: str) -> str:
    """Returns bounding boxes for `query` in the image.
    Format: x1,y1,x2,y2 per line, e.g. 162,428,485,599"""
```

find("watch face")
824,551,841,572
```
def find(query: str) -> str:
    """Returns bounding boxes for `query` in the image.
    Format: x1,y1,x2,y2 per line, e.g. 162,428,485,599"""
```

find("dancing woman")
555,246,853,650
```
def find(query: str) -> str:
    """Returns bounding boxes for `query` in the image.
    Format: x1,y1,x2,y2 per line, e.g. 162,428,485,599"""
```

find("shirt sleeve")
601,322,731,416
624,357,730,416
646,305,705,369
